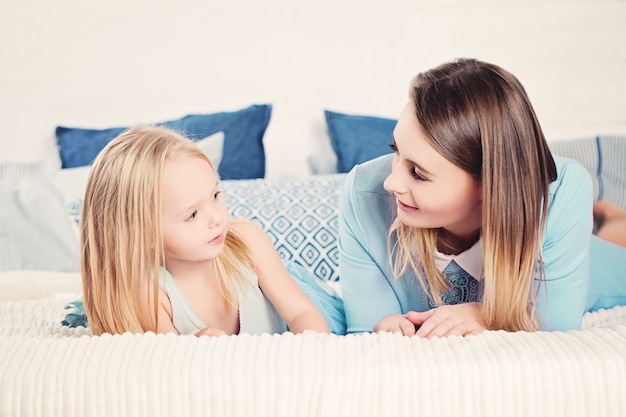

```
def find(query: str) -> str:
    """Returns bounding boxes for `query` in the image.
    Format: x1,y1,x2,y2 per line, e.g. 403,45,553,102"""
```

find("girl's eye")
213,191,221,201
186,210,198,221
388,143,398,153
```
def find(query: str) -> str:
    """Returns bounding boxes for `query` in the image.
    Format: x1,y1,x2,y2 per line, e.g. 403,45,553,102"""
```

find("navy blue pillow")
324,110,397,173
56,104,272,180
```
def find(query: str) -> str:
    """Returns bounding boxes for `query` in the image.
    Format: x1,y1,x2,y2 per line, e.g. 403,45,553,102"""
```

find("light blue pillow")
324,110,396,173
0,161,80,272
56,104,272,180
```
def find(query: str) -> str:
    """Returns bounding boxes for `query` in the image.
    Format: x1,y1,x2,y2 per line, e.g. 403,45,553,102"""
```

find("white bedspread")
1,273,625,417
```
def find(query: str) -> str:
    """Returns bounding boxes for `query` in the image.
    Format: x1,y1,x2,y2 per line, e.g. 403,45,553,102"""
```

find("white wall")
1,0,625,178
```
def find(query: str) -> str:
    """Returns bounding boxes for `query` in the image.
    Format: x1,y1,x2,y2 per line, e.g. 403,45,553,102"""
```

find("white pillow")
307,153,338,175
196,131,225,168
54,165,92,209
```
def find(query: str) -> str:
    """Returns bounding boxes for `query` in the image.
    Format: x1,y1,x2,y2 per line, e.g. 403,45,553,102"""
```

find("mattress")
1,271,625,417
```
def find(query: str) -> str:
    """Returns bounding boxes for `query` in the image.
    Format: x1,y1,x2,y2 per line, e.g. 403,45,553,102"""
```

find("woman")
339,58,626,337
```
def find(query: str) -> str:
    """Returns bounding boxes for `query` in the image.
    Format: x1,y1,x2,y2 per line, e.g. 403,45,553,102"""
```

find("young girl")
339,58,626,336
81,125,343,336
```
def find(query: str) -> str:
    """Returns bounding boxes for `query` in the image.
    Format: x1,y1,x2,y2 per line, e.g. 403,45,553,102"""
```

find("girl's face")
160,155,230,265
383,101,483,239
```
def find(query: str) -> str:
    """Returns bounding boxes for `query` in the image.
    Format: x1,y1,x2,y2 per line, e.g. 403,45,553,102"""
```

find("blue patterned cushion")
62,174,347,283
221,174,346,282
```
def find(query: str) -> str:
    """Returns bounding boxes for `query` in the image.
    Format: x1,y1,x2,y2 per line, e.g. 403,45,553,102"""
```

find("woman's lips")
397,199,418,212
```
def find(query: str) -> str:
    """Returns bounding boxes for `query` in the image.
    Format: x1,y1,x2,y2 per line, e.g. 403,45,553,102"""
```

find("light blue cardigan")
339,153,626,333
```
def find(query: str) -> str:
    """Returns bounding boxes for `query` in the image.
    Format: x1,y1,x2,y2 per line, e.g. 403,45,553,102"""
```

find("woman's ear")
474,179,483,200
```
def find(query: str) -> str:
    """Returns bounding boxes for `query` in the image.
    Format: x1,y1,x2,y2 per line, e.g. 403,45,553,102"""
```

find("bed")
1,279,625,417
1,141,626,416
3,1,626,414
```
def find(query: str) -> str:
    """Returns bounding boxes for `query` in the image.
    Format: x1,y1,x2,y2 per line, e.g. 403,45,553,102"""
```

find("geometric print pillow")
63,173,347,282
221,174,346,282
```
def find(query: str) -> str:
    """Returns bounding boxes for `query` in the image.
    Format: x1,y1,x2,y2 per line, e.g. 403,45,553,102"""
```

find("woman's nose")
383,159,404,194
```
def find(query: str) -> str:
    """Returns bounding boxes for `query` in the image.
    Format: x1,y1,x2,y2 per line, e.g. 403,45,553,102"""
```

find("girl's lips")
397,199,418,212
208,232,225,245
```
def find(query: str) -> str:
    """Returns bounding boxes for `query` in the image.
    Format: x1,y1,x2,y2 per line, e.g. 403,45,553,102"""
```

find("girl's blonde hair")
81,125,253,335
389,58,557,332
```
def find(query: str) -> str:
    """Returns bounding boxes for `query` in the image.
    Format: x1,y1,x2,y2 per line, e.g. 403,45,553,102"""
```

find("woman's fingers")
406,303,486,338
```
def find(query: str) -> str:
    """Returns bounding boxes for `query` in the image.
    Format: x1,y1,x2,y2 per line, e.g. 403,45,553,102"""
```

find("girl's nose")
206,207,223,228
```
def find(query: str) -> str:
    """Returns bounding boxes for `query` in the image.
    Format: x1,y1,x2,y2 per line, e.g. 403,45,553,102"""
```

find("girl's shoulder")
230,218,264,236
229,219,272,250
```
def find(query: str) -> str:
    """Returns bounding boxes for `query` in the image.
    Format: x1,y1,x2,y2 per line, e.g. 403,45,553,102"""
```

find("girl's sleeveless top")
158,265,288,335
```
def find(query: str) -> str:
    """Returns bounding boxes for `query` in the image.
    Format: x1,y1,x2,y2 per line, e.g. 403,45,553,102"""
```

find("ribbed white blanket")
1,291,625,417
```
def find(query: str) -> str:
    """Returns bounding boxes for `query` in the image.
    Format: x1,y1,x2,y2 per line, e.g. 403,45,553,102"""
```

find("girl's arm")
156,290,180,334
232,221,330,334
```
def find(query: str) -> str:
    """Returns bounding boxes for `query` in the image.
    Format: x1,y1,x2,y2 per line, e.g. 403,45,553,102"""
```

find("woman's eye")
411,168,428,181
388,143,398,153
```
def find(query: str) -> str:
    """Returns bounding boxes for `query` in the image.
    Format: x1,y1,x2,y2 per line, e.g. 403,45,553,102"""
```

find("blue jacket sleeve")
338,156,403,334
534,156,593,331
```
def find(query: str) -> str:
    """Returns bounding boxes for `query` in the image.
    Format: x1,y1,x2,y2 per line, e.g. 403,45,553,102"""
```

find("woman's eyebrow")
407,158,434,179
393,135,434,177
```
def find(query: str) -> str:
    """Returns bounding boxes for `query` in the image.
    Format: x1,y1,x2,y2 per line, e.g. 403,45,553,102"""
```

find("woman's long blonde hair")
81,125,252,335
390,58,557,332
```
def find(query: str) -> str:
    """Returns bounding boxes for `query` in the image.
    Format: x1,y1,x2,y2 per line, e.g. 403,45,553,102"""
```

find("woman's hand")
405,302,486,338
373,314,418,336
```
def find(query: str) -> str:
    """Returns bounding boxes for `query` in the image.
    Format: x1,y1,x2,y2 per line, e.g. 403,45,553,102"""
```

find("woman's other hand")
405,302,486,338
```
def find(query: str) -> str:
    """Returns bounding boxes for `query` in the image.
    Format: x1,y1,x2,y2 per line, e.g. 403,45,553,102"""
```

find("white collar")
434,237,483,280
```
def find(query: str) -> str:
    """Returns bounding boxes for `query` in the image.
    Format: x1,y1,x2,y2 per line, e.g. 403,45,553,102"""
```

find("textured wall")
1,0,624,178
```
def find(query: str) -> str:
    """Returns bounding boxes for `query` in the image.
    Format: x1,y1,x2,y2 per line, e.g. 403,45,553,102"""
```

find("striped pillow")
549,135,626,210
0,160,79,272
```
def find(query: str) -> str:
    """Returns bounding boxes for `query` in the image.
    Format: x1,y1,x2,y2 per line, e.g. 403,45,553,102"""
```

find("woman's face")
383,101,483,239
